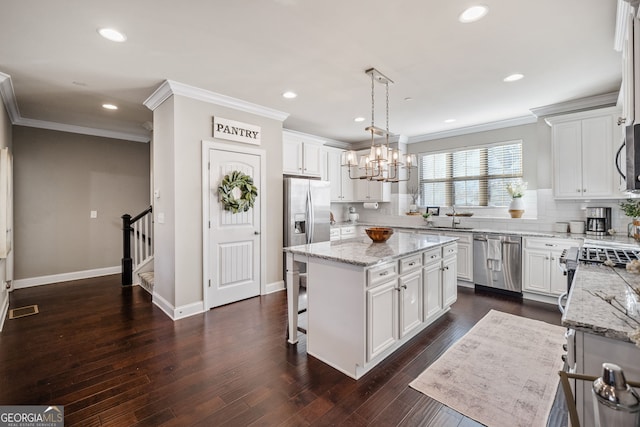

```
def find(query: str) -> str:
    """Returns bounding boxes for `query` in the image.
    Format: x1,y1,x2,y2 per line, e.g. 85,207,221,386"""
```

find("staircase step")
139,272,154,293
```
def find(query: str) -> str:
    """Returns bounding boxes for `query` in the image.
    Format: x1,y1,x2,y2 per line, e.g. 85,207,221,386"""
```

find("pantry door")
205,142,264,309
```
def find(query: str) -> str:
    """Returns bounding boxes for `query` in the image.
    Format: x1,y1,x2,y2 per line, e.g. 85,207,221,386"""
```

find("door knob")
254,231,260,235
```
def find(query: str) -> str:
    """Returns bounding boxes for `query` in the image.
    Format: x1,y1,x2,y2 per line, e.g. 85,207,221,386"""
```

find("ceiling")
0,0,623,144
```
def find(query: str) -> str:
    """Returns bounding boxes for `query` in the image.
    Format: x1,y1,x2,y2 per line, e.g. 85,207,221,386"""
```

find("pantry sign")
213,117,261,145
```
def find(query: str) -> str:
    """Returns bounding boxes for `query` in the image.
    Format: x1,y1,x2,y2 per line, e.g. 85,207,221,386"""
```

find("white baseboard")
152,292,204,321
12,266,121,289
265,280,285,294
0,291,8,331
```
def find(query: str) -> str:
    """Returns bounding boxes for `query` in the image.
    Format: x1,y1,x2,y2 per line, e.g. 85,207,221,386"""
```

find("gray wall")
12,126,150,279
153,94,284,309
408,120,552,191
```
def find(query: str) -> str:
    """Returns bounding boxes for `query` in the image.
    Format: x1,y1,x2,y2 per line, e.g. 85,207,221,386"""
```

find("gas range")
559,242,640,269
558,242,640,298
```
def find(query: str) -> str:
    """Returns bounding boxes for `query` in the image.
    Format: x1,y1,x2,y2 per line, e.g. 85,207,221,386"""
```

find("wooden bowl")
365,227,394,243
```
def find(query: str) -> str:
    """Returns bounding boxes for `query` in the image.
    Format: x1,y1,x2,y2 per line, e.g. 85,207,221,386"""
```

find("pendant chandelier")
341,68,417,182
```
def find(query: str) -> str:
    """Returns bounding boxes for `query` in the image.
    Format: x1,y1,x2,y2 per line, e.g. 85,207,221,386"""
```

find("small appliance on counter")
585,207,611,236
348,206,359,223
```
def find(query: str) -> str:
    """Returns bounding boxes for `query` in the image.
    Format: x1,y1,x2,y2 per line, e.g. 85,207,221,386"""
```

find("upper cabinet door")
581,115,614,197
548,107,619,199
283,137,303,175
282,131,325,177
553,121,583,198
302,142,323,177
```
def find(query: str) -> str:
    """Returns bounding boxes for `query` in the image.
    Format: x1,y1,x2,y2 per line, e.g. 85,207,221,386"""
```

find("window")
419,141,523,207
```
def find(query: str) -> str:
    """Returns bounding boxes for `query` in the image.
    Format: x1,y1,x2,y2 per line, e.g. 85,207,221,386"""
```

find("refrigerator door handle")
306,187,314,244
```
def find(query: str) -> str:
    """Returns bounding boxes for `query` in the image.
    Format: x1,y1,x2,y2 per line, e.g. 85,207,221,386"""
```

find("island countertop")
562,263,640,343
283,231,458,267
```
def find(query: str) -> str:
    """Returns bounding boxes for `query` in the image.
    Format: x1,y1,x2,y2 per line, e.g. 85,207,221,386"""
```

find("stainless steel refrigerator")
284,177,331,247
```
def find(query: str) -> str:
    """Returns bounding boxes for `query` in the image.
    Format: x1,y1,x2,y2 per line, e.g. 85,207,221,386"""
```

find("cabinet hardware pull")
583,188,587,192
401,284,407,289
576,189,581,192
380,271,389,276
551,257,555,261
431,255,437,259
408,262,416,266
545,256,550,260
545,243,556,247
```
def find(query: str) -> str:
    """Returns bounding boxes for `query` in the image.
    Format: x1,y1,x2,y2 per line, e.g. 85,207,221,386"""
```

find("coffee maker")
586,207,611,236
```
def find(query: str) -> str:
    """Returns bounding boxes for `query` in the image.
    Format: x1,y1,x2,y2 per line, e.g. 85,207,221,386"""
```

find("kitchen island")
562,264,640,427
283,231,458,379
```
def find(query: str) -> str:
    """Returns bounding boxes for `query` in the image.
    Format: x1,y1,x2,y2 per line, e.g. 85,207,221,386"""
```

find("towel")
487,239,502,272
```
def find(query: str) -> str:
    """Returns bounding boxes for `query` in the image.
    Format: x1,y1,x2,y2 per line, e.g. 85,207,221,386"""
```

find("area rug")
410,309,565,427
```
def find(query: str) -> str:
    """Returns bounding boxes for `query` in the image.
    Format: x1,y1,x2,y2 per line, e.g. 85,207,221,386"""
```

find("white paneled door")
208,148,261,308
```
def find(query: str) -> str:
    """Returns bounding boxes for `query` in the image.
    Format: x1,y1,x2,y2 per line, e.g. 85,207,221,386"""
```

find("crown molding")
14,117,151,143
0,72,21,123
144,79,290,122
407,115,537,144
544,105,621,126
0,72,150,143
530,91,619,118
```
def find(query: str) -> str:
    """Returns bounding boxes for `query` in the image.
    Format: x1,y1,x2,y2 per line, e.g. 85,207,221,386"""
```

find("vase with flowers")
506,181,527,218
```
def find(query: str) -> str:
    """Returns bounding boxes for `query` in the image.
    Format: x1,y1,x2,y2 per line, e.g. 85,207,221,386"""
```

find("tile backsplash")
332,189,636,235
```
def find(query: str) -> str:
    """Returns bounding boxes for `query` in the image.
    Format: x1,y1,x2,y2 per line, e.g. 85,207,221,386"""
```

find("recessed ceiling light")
102,103,118,110
444,119,456,123
98,28,127,42
459,5,488,23
503,73,524,82
282,91,297,99
354,117,365,123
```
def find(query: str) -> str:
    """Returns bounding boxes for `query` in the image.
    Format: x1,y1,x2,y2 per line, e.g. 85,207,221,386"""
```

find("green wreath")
218,170,258,213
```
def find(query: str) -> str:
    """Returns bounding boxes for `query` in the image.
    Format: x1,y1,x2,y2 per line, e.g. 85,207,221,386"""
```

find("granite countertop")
283,230,457,267
332,221,640,246
562,264,640,343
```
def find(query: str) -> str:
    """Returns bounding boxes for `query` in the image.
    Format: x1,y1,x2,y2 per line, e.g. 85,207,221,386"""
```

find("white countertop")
283,231,457,267
562,263,640,343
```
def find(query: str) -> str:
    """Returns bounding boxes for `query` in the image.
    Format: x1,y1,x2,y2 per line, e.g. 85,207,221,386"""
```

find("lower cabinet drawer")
423,248,442,264
399,254,422,274
443,243,458,258
367,262,398,287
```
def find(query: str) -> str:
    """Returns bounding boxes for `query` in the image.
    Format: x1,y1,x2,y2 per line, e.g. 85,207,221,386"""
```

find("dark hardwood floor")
0,276,562,426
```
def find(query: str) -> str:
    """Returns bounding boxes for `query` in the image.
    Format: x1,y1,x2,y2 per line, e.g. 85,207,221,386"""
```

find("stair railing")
121,206,153,286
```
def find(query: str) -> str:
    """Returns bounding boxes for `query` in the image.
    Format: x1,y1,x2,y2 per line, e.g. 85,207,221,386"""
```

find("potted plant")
620,199,640,239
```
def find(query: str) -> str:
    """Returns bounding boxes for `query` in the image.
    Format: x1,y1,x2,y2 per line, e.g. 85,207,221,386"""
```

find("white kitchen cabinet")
422,243,457,321
399,255,423,338
329,227,341,241
442,245,458,307
326,147,354,202
422,248,443,321
366,278,398,361
366,253,424,361
282,130,325,177
442,232,472,282
547,108,619,199
522,237,581,296
355,179,391,202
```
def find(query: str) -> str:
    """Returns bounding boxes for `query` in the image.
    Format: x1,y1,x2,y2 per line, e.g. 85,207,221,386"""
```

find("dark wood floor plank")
0,277,563,426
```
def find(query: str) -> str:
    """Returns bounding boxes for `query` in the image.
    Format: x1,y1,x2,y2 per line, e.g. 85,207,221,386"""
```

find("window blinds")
419,142,523,207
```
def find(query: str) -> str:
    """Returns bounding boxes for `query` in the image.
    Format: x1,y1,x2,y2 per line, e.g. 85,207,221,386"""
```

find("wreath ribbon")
218,170,258,213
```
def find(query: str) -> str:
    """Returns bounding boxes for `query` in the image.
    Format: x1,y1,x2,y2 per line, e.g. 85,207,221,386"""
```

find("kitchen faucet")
451,205,460,228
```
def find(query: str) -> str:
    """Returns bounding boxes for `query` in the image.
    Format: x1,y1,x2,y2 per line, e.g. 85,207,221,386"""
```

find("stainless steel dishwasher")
473,234,522,295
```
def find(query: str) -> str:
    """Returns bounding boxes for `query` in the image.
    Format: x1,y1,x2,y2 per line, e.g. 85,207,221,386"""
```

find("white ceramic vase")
509,197,524,218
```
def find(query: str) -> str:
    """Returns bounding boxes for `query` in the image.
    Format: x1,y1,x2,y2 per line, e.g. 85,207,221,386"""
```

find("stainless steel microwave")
625,123,640,191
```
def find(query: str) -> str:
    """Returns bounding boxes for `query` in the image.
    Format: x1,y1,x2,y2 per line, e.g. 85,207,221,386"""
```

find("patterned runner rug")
410,309,565,427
